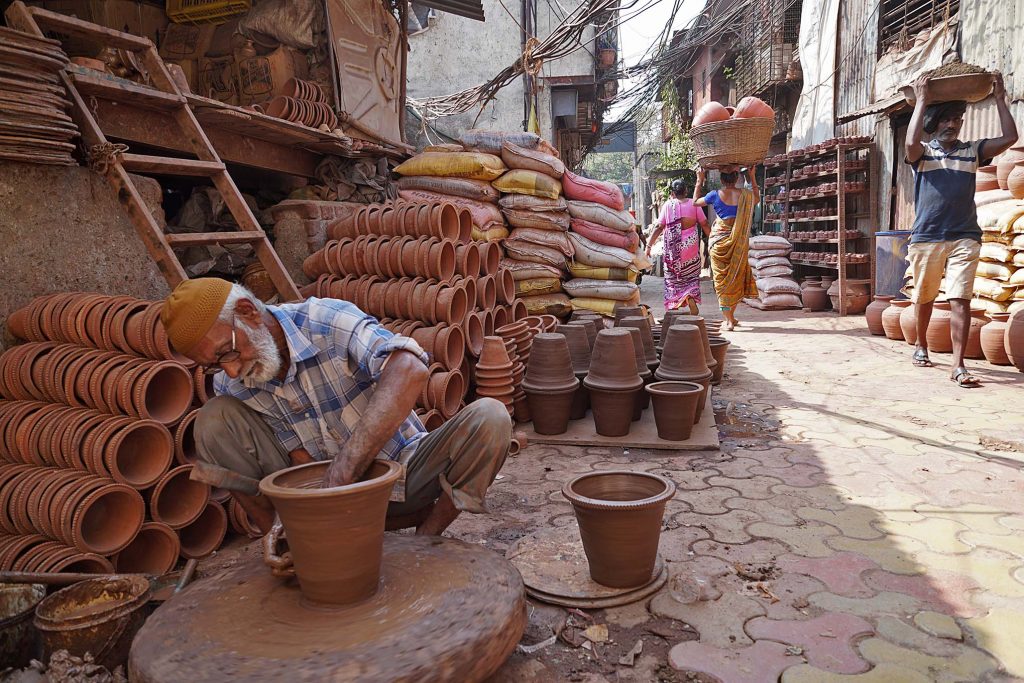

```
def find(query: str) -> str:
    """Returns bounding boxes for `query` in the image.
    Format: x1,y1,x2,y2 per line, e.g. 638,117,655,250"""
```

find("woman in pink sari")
645,180,708,313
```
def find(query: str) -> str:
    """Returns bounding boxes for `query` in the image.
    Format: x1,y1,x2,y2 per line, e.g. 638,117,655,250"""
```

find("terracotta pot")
113,521,180,574
802,284,830,312
562,471,675,588
478,242,501,276
1008,162,1024,200
454,276,477,313
259,459,402,605
496,268,516,305
477,275,497,310
925,301,953,353
511,299,528,321
981,313,1012,365
477,336,514,372
899,301,919,345
434,286,468,325
646,381,703,440
567,319,597,350
583,329,644,394
492,305,509,331
656,324,713,384
7,306,28,340
174,409,199,465
965,309,987,360
996,144,1024,190
150,465,211,529
102,418,173,489
587,385,639,437
455,244,481,278
865,296,892,335
124,361,194,425
1004,309,1024,371
556,324,592,373
617,316,658,365
708,337,730,385
522,333,578,392
882,299,908,340
458,312,483,358
827,280,870,314
68,481,145,555
425,369,465,419
613,306,643,323
177,501,228,560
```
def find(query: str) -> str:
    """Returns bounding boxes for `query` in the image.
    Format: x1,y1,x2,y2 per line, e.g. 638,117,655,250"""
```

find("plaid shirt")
213,298,428,497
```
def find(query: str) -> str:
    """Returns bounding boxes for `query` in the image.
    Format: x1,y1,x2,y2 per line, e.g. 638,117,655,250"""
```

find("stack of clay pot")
556,323,593,419
583,329,643,437
302,197,523,428
496,320,535,422
655,323,713,424
521,333,578,435
0,293,235,576
265,78,338,131
473,337,516,415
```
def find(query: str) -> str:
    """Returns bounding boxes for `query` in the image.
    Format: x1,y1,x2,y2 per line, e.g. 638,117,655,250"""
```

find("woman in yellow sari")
693,166,759,331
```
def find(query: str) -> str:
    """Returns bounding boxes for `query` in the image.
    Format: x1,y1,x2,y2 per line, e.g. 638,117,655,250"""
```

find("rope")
86,142,129,175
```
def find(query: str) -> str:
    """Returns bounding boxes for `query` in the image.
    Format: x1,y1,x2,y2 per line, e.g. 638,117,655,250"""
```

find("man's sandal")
951,368,981,388
912,349,933,367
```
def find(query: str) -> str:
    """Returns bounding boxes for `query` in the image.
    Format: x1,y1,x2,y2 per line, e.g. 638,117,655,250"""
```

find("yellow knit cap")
161,278,233,355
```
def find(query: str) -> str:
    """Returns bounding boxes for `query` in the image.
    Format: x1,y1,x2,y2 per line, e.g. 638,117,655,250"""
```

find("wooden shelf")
791,259,870,269
786,237,867,244
768,189,866,204
787,167,868,183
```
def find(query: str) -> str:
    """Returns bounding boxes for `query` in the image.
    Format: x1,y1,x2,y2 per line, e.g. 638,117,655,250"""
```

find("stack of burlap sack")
974,199,1024,315
746,235,802,310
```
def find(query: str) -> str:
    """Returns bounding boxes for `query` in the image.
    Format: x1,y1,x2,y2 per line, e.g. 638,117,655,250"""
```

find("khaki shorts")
906,239,981,304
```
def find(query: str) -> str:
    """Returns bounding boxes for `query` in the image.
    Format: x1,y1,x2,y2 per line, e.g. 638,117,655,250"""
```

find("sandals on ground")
951,368,981,388
912,349,933,368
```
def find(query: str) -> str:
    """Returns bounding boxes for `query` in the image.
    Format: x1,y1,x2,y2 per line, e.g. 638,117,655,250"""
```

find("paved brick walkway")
466,275,1024,682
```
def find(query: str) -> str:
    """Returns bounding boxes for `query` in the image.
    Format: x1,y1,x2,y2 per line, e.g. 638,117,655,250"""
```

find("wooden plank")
121,153,224,177
167,232,267,247
25,5,153,50
71,72,185,111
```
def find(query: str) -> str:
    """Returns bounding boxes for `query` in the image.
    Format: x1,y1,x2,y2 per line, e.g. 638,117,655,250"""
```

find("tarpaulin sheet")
790,0,840,149
874,19,957,101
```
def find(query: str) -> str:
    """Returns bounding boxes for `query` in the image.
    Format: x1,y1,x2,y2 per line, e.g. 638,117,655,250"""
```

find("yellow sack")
999,208,1024,233
972,297,1010,314
472,225,510,241
492,169,563,199
515,277,563,297
571,293,641,317
518,293,572,317
394,152,506,181
567,261,640,282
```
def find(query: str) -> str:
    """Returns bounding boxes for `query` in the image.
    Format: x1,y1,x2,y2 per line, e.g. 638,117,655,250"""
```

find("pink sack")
570,218,638,251
561,170,625,210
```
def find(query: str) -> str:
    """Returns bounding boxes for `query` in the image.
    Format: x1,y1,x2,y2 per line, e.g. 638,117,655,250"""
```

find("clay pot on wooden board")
562,471,676,588
646,381,703,441
259,459,403,605
881,299,909,341
925,301,954,353
865,296,892,335
708,337,731,385
670,315,716,375
1005,308,1024,371
623,328,653,421
899,301,919,345
996,145,1024,190
965,309,988,360
617,316,658,365
981,313,1012,365
584,329,643,437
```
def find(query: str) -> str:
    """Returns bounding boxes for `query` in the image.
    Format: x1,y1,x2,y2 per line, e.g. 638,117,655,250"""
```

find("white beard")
237,320,282,383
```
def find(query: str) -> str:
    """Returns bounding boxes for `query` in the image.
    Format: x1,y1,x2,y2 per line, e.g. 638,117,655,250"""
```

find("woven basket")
688,117,775,168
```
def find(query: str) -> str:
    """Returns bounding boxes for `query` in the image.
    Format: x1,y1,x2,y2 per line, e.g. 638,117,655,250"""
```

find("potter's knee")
464,398,512,441
194,396,250,455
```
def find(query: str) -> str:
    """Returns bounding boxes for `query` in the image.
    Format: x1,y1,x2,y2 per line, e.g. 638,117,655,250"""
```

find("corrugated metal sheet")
835,0,879,138
959,0,1024,139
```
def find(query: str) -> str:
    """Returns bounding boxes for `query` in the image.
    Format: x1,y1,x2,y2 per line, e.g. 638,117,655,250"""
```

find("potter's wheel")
506,526,667,608
129,536,527,683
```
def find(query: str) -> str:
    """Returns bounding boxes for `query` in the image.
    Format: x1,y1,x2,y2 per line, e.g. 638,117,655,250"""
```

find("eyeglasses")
202,322,241,375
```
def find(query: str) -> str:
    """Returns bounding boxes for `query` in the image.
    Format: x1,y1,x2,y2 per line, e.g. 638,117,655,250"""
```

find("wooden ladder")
5,1,301,302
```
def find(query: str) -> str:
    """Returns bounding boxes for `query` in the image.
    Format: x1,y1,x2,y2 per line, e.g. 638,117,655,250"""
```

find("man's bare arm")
906,75,930,164
981,73,1018,160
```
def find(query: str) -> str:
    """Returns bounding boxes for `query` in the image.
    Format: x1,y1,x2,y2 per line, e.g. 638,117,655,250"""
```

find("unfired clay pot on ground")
981,313,1012,365
866,296,892,335
882,299,909,341
259,460,403,605
562,471,676,588
646,381,703,440
802,284,830,312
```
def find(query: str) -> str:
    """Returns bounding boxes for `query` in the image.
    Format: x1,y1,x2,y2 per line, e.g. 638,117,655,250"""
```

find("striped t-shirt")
909,139,990,244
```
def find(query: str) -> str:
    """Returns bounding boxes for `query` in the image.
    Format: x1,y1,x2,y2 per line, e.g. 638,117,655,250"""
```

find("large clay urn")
1006,308,1024,371
1008,162,1024,200
827,280,869,315
865,296,892,335
583,329,643,437
882,299,909,341
802,284,830,312
925,301,953,353
899,301,919,345
646,381,703,440
965,309,988,360
996,144,1024,190
259,459,403,605
522,333,579,435
981,313,1012,365
562,471,675,588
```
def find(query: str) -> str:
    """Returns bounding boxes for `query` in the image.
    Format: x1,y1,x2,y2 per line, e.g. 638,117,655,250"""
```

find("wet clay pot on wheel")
646,381,703,441
981,313,1012,365
925,301,953,354
882,299,909,341
562,471,676,588
865,296,892,335
1006,308,1024,371
259,459,403,605
899,301,918,345
583,329,643,437
522,333,578,435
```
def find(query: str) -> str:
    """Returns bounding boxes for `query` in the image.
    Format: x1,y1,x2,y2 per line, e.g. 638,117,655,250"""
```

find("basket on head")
688,117,774,169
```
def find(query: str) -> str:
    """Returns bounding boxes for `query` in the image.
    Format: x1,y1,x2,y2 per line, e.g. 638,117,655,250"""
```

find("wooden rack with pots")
762,137,878,315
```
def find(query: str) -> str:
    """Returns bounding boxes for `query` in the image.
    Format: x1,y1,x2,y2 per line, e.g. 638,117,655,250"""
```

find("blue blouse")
703,191,738,220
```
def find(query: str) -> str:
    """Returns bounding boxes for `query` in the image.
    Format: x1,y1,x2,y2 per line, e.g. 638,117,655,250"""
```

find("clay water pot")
112,521,180,574
178,501,228,560
802,284,830,311
881,299,908,340
708,337,730,385
925,301,953,353
562,471,675,588
981,313,1012,365
996,144,1024,190
556,324,592,373
1008,162,1024,200
149,465,210,529
656,325,713,383
260,459,403,605
899,301,919,345
1004,309,1024,370
646,381,703,440
865,296,892,335
966,309,987,360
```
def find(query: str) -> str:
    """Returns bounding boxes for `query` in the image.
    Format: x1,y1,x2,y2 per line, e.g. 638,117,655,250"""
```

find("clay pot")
412,325,466,371
259,459,403,605
925,301,953,353
981,313,1012,365
567,319,597,350
424,369,465,419
966,309,987,360
124,361,194,425
522,334,578,435
996,144,1024,190
1008,309,1024,371
149,465,211,529
827,280,870,315
178,501,228,560
511,300,528,321
562,471,675,588
655,325,712,383
477,336,514,371
646,381,703,440
977,165,999,192
112,521,180,574
865,296,892,335
478,242,501,276
1008,162,1024,200
708,337,730,385
455,244,481,278
802,284,830,312
556,324,592,373
613,306,643,323
101,419,173,489
617,316,658,365
881,299,908,341
67,481,145,555
692,101,730,127
899,301,919,345
584,329,644,391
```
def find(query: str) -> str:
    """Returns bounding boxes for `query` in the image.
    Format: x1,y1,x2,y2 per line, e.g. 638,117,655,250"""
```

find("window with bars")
734,0,802,97
878,0,960,55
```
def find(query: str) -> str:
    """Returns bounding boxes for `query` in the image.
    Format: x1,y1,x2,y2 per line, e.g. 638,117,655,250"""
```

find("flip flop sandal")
912,349,933,367
951,369,981,388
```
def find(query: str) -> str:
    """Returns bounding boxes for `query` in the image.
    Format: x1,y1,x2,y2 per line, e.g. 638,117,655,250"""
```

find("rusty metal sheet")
326,0,403,147
415,0,484,22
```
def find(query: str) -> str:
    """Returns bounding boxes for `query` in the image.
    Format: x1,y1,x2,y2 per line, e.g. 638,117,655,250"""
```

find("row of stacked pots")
865,296,1024,370
0,293,257,576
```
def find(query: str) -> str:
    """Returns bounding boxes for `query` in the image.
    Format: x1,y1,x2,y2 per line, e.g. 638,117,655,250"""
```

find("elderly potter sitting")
160,278,511,536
